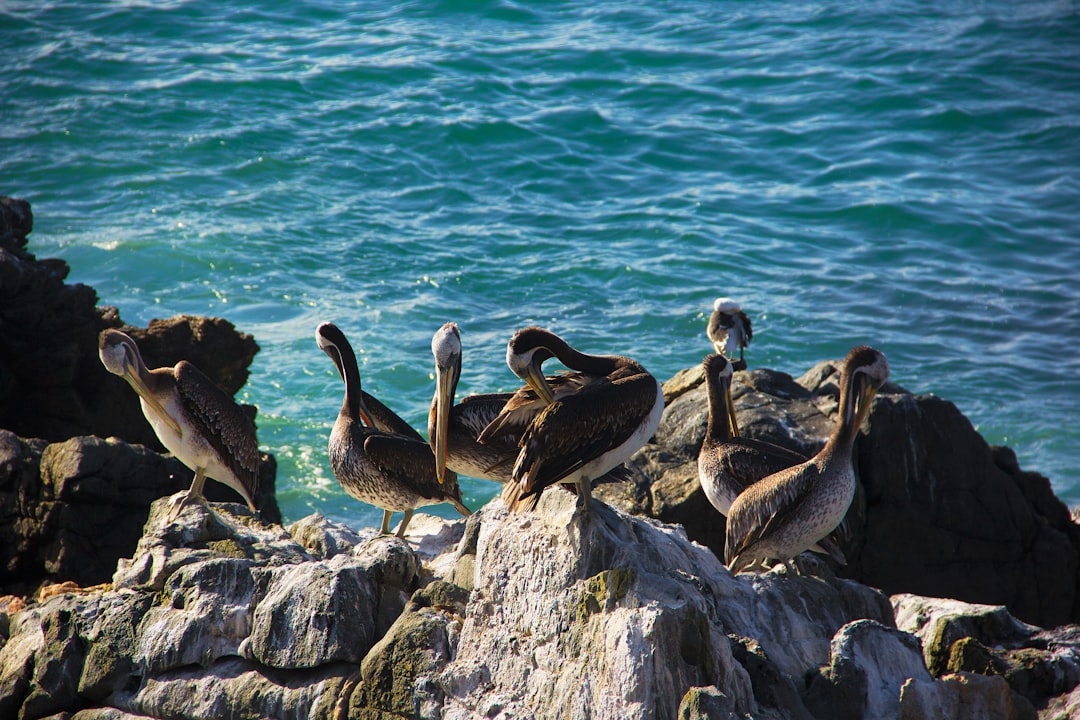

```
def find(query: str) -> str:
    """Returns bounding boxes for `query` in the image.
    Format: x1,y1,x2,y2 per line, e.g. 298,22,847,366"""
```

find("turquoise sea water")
3,1,1079,529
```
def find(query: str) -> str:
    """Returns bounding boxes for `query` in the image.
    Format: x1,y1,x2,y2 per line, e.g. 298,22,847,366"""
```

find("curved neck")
827,367,863,453
334,343,364,422
528,330,622,375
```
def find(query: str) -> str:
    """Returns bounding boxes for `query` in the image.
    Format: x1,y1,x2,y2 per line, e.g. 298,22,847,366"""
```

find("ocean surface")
4,1,1079,530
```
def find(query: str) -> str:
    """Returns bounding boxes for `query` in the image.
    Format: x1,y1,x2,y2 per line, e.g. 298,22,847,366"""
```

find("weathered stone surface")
893,594,1038,677
346,580,470,719
111,657,351,720
0,197,280,601
0,430,281,601
805,619,932,720
677,684,739,720
599,357,1080,628
894,594,1080,713
433,489,896,720
897,672,1036,720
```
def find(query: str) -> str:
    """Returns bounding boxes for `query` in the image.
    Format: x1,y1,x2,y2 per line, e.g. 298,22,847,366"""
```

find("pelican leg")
380,510,393,535
576,476,592,516
396,509,415,538
168,467,209,522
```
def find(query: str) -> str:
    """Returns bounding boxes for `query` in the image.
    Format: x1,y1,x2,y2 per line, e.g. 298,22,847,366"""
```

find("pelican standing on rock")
697,352,846,565
697,353,805,516
316,322,470,537
429,322,519,484
479,326,664,513
707,298,752,370
97,329,260,519
724,345,889,574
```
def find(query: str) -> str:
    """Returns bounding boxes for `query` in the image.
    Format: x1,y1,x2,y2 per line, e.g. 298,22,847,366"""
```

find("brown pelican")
316,322,470,537
706,298,752,370
479,326,664,513
697,352,845,565
97,329,259,520
429,322,518,483
725,346,889,574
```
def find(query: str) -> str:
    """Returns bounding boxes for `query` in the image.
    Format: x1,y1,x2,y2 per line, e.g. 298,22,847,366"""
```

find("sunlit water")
4,0,1079,529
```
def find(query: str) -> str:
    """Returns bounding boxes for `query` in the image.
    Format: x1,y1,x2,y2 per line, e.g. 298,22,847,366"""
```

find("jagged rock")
897,672,1035,720
0,432,279,599
599,357,1080,628
110,657,351,720
893,594,1038,677
894,594,1080,713
804,619,932,720
677,685,739,719
346,580,470,718
432,489,896,720
0,198,260,450
0,498,432,719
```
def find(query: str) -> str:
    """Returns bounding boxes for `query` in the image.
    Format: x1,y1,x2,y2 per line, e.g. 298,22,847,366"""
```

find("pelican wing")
718,438,806,488
513,371,657,496
478,373,592,444
362,391,424,441
453,392,512,441
362,433,454,502
174,361,260,490
724,461,821,566
740,311,753,344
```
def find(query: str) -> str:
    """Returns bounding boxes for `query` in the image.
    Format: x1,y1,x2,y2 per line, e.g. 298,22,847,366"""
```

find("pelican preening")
724,346,889,574
707,298,752,370
97,329,260,520
316,322,470,537
479,326,664,513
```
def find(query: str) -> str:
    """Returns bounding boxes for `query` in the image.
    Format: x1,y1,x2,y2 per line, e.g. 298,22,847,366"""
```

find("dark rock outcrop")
0,196,280,597
0,431,278,598
599,360,1080,628
0,196,260,449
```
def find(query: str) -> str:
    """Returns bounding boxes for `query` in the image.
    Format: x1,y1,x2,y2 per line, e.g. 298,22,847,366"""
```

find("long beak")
433,365,454,484
853,377,879,435
123,364,182,436
524,363,556,405
725,383,741,438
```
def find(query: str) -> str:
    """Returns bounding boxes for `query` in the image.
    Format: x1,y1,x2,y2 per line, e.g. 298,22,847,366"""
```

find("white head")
712,297,741,313
432,322,462,370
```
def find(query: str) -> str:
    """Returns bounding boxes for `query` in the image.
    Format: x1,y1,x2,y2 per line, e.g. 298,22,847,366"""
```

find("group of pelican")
97,295,888,576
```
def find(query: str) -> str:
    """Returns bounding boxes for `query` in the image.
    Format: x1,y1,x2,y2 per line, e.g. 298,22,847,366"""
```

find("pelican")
429,322,519,484
97,329,259,520
697,352,846,565
479,326,664,513
725,346,889,574
316,322,470,537
706,298,752,370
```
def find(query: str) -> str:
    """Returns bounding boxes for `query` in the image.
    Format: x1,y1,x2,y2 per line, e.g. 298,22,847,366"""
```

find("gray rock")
678,685,739,720
434,489,894,720
805,619,931,720
894,594,1080,711
289,512,370,559
241,553,380,669
897,672,1035,720
110,657,351,720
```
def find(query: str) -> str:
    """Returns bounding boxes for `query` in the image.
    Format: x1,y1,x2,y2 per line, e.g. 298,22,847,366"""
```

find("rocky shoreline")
2,196,1079,719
